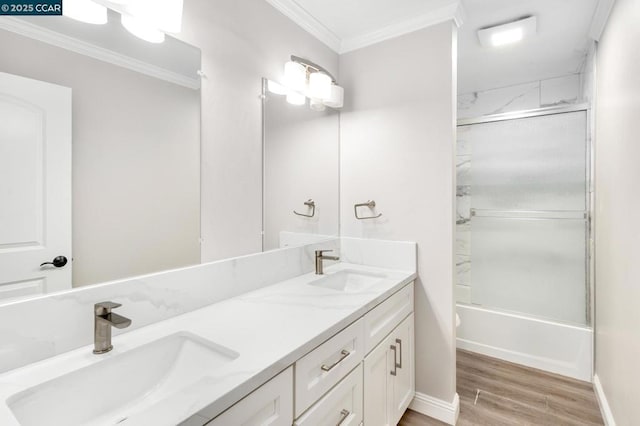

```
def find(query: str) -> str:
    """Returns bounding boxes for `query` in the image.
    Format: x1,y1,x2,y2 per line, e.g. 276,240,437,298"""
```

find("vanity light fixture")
63,0,108,25
72,0,185,43
279,55,344,109
121,14,165,43
477,16,537,48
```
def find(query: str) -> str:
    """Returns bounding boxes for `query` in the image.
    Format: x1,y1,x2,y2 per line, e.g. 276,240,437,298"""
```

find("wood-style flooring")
399,349,604,426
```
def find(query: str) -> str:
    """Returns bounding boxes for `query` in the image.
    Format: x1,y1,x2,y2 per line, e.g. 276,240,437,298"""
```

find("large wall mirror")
0,11,201,303
262,78,340,251
0,12,342,305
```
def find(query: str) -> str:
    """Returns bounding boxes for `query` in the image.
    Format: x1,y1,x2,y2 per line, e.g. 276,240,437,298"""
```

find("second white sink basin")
309,269,387,292
8,332,239,426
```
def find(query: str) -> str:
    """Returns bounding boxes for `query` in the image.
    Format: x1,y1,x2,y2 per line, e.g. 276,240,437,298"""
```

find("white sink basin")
309,269,387,292
8,332,239,426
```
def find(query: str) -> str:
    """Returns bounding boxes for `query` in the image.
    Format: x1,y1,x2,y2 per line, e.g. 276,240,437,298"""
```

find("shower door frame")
457,103,594,326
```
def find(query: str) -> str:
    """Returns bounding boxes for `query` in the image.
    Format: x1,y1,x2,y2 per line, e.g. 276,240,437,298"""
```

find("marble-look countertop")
0,263,416,425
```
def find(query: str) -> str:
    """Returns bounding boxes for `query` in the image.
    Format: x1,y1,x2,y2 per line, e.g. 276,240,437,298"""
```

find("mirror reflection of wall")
0,14,201,297
262,79,340,251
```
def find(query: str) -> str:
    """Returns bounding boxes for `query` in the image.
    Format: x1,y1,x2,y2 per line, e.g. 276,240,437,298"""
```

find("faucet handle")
95,301,122,315
315,249,333,255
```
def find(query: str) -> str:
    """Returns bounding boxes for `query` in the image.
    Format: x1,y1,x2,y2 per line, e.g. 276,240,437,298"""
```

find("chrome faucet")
93,302,132,354
315,249,340,275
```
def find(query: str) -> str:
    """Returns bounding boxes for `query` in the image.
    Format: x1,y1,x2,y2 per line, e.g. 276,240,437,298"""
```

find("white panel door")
0,71,71,301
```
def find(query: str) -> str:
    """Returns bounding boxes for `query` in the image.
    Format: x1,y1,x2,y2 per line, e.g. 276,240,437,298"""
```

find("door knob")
40,256,68,268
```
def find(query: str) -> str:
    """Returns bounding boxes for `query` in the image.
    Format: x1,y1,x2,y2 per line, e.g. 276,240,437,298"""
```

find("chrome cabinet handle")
395,338,403,368
321,349,350,372
336,409,350,426
390,345,397,376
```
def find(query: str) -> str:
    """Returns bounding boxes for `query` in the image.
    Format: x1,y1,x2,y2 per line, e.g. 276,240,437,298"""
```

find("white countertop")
0,263,416,425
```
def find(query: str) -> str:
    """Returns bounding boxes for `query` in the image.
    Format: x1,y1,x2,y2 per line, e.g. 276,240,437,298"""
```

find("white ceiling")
458,0,600,94
267,0,603,93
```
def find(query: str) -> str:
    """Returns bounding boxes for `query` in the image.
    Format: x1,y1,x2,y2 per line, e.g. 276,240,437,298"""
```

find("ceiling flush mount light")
279,55,345,109
63,0,108,24
477,16,537,48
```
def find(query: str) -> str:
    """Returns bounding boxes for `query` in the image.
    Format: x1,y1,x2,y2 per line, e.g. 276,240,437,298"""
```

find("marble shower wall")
456,126,472,303
455,73,583,304
458,74,583,120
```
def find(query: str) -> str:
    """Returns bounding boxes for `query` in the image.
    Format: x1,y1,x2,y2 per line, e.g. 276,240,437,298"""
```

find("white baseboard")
593,374,617,426
409,392,459,425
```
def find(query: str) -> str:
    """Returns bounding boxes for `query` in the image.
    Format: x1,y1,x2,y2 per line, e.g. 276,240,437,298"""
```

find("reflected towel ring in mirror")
354,200,382,220
294,199,316,218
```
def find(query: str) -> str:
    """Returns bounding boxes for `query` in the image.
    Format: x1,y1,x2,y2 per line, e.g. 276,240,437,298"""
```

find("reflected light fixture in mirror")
64,0,185,44
121,14,165,43
63,0,108,24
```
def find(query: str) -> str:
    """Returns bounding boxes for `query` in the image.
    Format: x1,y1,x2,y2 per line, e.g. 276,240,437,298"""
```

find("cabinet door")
390,314,415,425
206,367,293,426
363,333,393,426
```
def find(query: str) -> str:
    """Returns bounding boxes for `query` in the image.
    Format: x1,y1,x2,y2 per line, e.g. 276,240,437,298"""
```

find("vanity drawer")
363,282,414,354
205,367,293,426
295,318,364,417
294,364,363,426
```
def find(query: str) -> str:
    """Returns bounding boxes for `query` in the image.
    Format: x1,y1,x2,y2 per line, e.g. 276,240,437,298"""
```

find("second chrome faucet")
93,301,132,354
315,249,340,275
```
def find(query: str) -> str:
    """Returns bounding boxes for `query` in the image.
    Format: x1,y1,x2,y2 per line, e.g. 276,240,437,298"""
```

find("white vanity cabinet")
205,282,414,426
362,282,415,426
205,367,293,426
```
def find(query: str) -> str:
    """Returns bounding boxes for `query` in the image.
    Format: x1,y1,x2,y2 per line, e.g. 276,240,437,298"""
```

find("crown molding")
340,2,462,53
264,0,342,52
588,0,615,41
265,0,463,54
0,17,200,89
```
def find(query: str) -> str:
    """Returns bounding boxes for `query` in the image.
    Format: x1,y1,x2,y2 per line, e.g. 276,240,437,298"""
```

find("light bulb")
309,72,331,100
284,61,307,92
323,84,344,108
121,14,165,43
63,0,107,25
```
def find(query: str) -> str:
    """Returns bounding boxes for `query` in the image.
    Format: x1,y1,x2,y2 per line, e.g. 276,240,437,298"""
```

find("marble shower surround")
458,74,582,119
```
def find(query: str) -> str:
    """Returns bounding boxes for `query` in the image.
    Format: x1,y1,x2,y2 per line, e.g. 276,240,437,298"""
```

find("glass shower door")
463,111,588,325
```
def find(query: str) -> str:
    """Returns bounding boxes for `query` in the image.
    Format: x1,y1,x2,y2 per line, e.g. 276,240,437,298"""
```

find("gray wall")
339,23,457,405
594,0,640,423
178,0,339,262
0,29,201,287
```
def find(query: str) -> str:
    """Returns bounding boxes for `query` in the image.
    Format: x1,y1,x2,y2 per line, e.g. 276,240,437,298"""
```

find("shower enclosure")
455,105,593,381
